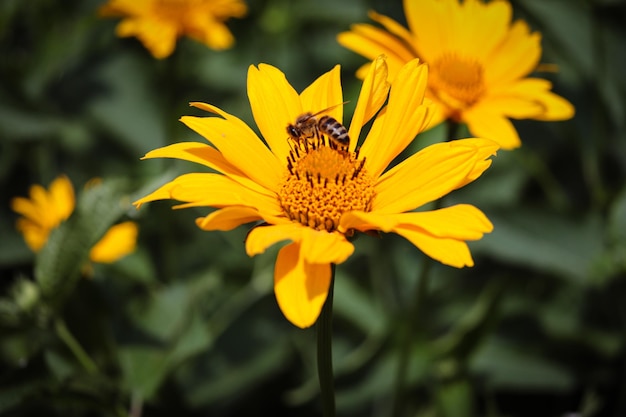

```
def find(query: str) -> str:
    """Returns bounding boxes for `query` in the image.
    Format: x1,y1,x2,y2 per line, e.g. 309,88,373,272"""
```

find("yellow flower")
337,0,575,150
11,175,138,264
134,56,498,328
99,0,247,59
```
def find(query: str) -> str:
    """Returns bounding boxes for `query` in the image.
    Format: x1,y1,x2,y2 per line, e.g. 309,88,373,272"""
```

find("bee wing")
310,101,350,118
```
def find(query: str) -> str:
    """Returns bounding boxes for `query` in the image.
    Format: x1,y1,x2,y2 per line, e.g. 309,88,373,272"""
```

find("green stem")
317,265,336,417
54,317,98,374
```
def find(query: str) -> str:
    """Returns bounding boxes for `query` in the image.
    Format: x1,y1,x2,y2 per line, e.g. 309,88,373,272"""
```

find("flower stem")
54,317,98,374
317,265,336,417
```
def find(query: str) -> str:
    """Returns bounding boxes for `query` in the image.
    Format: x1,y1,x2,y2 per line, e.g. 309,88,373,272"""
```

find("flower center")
430,52,485,111
278,139,375,233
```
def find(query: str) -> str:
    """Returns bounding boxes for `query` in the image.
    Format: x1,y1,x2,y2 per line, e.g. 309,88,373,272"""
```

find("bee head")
286,124,300,139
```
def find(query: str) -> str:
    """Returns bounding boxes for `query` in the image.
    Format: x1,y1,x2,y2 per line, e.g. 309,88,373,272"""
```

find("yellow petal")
196,206,264,231
368,11,417,56
360,59,431,179
403,0,454,62
117,18,178,59
246,223,303,257
15,217,47,252
348,55,390,151
489,79,575,121
134,173,282,217
188,17,235,50
274,242,331,328
337,24,411,79
484,20,541,85
299,227,354,265
462,107,521,150
246,223,354,265
374,139,499,213
394,225,476,268
49,175,75,221
246,64,301,163
89,221,138,264
453,0,512,61
183,103,283,193
141,142,275,198
300,65,344,124
341,204,492,239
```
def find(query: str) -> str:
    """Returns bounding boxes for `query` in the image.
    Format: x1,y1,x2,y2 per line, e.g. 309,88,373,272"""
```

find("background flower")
11,175,138,264
338,0,575,149
100,0,248,58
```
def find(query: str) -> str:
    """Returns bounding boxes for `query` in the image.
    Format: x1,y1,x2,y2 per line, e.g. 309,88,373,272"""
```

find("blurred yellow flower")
338,0,575,149
99,0,247,59
11,175,138,264
134,57,498,328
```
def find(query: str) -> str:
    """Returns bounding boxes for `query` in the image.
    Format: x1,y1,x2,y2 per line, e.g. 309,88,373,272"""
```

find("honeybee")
286,103,350,149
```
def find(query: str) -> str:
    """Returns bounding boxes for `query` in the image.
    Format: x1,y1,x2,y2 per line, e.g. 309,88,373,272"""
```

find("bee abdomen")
318,115,350,146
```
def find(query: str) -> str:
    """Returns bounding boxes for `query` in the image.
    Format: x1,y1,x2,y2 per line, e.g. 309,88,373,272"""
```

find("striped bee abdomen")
318,115,350,147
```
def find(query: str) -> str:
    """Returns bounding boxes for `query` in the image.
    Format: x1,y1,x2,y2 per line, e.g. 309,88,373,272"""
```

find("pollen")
430,52,485,111
278,141,375,233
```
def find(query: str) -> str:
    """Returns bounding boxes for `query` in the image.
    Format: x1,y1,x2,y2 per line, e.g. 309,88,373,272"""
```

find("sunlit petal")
360,59,431,178
247,64,301,163
373,139,499,213
89,221,138,263
274,242,331,328
348,55,390,150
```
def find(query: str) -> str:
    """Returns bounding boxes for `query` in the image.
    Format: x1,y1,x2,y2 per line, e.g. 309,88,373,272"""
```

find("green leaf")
118,346,168,399
35,179,134,308
471,338,574,391
472,210,604,284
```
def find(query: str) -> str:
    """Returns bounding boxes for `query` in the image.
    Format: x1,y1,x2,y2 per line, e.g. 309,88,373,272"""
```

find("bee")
286,103,350,149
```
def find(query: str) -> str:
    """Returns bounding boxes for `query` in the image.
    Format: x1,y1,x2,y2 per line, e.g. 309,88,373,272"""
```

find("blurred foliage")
1,0,626,416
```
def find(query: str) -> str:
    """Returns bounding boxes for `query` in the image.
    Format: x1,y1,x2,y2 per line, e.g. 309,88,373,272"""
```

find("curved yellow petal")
300,64,343,124
360,59,431,179
183,103,283,193
368,11,417,56
133,173,283,217
274,242,331,328
373,139,499,213
245,222,304,257
187,17,235,50
348,55,390,151
49,175,75,221
246,64,301,163
403,0,454,62
394,225,476,268
117,18,178,59
462,107,521,150
452,0,512,61
489,79,575,121
337,24,412,79
485,20,541,85
89,221,138,264
15,218,47,252
246,223,353,265
141,142,275,198
341,204,492,239
196,206,264,231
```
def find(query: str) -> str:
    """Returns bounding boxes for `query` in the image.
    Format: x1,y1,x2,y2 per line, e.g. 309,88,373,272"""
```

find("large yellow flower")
134,57,498,328
338,0,575,149
11,175,138,264
99,0,247,59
